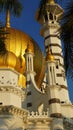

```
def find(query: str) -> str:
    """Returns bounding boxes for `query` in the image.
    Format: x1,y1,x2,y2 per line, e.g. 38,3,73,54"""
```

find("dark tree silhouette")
60,1,73,77
0,0,23,17
0,23,7,55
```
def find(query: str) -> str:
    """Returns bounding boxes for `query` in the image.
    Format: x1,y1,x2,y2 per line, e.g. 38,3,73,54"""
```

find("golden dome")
46,47,54,61
4,27,45,87
0,51,20,70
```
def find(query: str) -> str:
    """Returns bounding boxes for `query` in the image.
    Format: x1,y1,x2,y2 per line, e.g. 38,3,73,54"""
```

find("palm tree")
0,23,8,55
0,0,23,27
37,0,47,20
60,1,73,76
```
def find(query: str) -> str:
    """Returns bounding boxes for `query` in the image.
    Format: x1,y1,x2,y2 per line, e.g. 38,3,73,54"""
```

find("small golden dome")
48,0,55,4
0,51,20,70
46,47,54,61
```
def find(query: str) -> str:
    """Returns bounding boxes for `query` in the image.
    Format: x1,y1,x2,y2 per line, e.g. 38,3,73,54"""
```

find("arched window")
49,13,53,20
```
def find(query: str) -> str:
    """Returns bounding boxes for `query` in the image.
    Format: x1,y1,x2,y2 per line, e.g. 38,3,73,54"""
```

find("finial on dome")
27,43,30,52
25,43,30,53
5,10,10,28
48,0,55,4
25,40,34,53
46,47,55,61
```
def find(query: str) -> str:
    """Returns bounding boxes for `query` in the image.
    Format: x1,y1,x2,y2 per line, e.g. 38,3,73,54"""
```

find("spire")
46,47,55,61
5,10,10,28
25,40,34,53
48,0,55,4
26,43,30,53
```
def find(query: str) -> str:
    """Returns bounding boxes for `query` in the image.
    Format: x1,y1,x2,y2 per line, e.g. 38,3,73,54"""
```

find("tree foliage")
0,0,23,55
0,23,8,55
0,0,23,17
60,1,73,77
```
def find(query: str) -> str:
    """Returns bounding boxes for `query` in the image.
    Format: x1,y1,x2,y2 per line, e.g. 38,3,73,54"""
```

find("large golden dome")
3,27,45,87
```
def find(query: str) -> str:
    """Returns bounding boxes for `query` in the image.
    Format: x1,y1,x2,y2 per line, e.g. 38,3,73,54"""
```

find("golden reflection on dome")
46,47,54,61
18,74,26,88
0,51,20,70
4,27,45,88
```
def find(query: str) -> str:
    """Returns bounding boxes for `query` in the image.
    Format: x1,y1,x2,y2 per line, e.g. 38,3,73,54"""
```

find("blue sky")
0,0,73,102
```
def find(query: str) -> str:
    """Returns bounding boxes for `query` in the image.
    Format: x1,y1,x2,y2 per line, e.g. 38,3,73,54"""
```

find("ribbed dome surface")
2,27,45,87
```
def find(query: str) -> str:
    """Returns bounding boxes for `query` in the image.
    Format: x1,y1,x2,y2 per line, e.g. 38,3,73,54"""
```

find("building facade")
0,0,73,129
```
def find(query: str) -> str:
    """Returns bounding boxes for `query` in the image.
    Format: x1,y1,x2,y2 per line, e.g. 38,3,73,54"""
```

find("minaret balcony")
46,3,63,16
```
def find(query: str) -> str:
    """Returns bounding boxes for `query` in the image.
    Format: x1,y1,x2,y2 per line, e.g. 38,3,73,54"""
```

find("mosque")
0,0,73,130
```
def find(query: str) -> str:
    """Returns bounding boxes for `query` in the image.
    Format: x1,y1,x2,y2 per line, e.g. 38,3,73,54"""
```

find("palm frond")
37,0,47,20
0,0,23,17
0,23,8,55
60,1,73,75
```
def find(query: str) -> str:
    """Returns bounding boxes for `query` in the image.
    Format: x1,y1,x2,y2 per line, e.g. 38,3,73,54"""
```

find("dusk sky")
0,0,73,102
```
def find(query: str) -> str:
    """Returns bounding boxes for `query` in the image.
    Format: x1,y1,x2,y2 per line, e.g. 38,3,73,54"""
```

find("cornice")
0,86,25,100
0,68,19,75
0,105,28,119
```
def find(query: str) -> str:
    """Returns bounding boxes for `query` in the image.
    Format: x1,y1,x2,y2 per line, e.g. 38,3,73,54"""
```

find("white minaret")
36,0,70,104
24,42,35,111
35,0,72,129
46,47,62,118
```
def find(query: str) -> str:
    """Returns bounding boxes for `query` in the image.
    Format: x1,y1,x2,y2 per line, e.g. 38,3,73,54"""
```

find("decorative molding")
49,98,60,105
0,105,28,118
45,35,60,40
28,111,49,117
0,68,19,75
52,53,63,58
0,86,25,100
50,113,62,118
49,43,62,49
27,111,52,124
60,85,68,90
45,44,62,51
